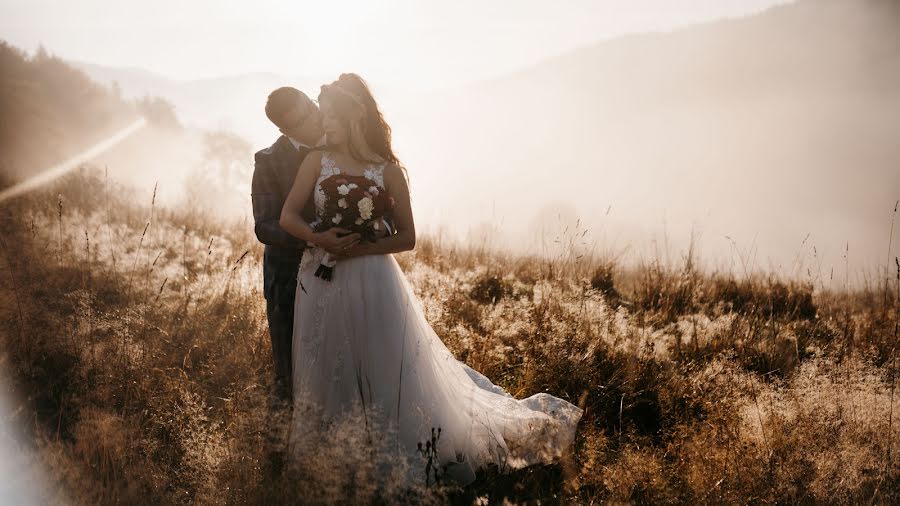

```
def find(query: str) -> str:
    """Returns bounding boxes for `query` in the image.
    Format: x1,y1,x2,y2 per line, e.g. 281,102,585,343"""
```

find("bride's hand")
315,228,360,255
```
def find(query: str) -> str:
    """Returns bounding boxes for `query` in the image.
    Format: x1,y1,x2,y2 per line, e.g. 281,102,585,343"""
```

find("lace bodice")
311,151,387,228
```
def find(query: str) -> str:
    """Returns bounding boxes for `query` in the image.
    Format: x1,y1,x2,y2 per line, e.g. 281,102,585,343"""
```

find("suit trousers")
263,248,301,401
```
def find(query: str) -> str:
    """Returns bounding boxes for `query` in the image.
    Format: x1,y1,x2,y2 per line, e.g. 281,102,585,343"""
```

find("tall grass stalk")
57,194,63,265
888,349,895,473
148,182,157,269
885,201,898,310
85,229,96,366
890,257,899,471
128,222,150,297
104,165,116,268
0,233,25,341
182,226,188,301
220,249,249,297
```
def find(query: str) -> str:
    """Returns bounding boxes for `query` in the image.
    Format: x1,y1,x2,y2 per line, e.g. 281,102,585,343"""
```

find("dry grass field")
0,167,897,504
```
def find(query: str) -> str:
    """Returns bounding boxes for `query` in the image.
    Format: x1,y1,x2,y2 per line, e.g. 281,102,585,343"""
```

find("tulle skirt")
288,249,583,486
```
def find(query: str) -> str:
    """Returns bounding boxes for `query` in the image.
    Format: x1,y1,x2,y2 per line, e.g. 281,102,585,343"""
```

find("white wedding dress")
288,153,583,486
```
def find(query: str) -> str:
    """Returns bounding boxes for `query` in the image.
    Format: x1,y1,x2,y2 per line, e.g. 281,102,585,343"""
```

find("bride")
279,73,582,486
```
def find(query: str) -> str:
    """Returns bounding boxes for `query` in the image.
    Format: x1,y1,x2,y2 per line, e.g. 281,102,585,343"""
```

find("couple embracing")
251,73,582,486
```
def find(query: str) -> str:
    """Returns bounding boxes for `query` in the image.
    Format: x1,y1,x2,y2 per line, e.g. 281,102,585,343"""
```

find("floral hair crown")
322,80,365,108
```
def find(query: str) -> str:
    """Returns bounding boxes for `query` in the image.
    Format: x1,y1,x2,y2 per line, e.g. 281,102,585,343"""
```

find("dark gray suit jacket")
251,135,316,262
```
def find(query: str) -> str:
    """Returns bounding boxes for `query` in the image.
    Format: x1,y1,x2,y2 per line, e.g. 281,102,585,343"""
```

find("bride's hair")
318,73,400,166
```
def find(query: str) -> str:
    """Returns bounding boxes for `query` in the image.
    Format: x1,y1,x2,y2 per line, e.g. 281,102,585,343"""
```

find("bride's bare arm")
280,151,360,252
343,164,415,257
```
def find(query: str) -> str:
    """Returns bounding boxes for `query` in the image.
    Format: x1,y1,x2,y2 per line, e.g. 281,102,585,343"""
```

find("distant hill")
0,42,139,185
392,0,900,272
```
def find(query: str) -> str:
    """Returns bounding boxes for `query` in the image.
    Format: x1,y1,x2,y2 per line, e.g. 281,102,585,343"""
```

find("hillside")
0,42,141,186
0,40,261,228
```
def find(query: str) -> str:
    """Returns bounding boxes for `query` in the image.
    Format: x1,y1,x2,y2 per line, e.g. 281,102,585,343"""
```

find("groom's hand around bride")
314,228,360,255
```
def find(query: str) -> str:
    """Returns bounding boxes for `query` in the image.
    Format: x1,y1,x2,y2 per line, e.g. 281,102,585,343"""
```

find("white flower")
337,185,350,195
338,198,348,209
332,214,342,224
355,218,364,225
368,186,379,195
358,197,374,220
348,183,358,189
373,221,380,231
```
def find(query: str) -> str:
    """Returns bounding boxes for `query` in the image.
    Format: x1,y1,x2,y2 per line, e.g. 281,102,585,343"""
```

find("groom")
252,87,327,403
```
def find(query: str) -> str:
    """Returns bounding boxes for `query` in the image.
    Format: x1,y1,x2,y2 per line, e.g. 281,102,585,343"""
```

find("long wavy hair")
318,73,401,166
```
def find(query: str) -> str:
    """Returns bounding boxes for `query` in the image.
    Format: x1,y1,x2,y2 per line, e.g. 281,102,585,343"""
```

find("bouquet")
312,174,394,280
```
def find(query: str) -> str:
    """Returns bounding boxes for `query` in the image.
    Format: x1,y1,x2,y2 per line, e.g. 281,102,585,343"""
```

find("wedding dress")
288,152,583,486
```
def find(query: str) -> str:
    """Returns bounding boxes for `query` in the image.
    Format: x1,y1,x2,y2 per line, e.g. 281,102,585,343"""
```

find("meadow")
0,166,897,504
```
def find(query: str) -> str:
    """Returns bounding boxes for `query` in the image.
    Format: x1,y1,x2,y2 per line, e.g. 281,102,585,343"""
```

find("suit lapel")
273,135,303,195
269,136,316,220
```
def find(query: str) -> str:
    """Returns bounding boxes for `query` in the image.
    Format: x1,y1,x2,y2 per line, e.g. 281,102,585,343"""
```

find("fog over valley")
54,0,900,283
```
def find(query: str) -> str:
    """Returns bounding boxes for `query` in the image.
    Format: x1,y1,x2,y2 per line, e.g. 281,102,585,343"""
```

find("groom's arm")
251,151,305,249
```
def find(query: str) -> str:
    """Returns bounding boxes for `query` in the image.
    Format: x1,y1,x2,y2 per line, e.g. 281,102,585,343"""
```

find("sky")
1,0,789,87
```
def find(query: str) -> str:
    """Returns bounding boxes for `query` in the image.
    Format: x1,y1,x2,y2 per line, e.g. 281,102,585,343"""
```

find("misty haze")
63,0,900,285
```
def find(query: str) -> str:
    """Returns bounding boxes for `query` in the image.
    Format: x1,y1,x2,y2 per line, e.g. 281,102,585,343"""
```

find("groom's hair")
265,87,307,129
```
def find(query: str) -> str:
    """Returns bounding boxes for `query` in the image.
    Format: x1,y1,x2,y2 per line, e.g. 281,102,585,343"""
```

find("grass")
0,166,897,504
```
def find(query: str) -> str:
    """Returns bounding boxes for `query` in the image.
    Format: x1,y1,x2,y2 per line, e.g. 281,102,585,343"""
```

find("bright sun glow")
0,119,147,204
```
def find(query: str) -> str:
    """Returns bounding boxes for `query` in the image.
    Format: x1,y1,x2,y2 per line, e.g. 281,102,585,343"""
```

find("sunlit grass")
0,166,897,504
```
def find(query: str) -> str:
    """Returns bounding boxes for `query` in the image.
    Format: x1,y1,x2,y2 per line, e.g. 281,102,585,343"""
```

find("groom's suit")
252,134,315,400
